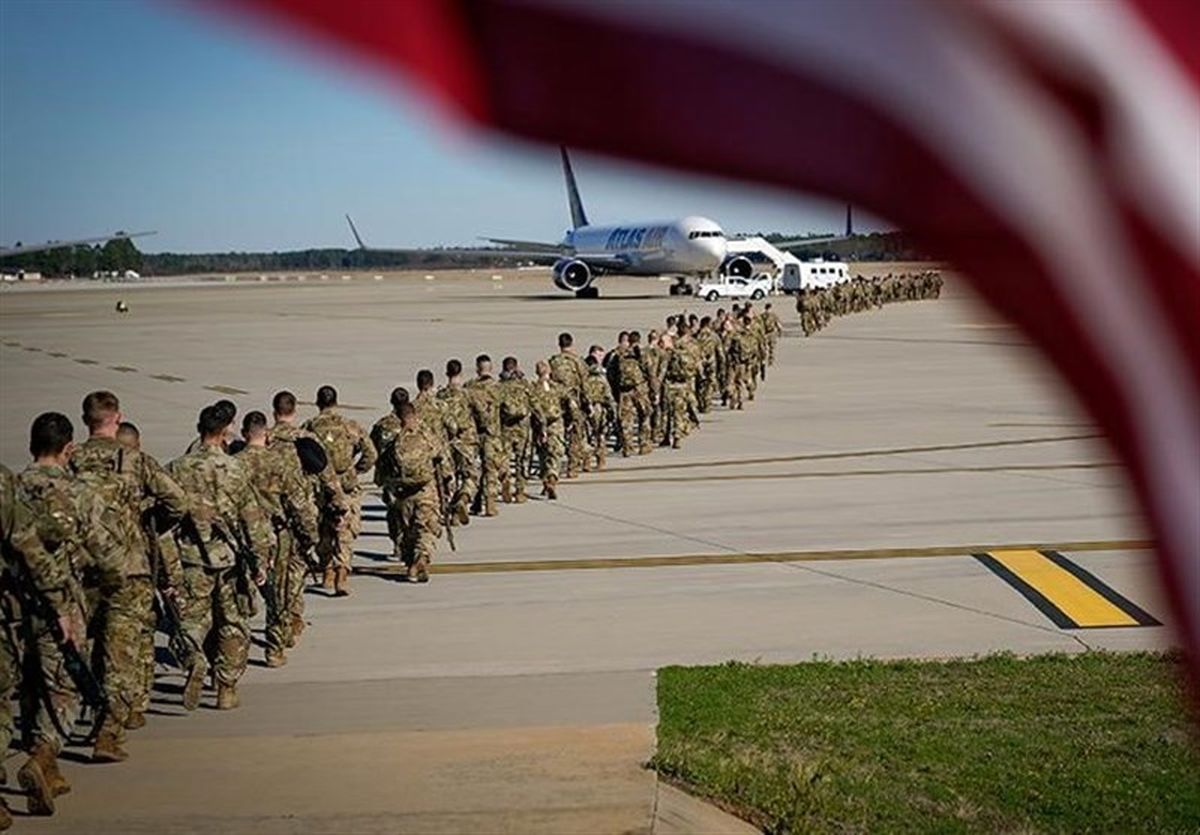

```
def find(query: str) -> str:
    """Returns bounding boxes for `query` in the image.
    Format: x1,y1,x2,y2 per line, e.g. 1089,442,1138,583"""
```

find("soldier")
639,330,666,444
762,303,782,365
12,414,119,817
388,402,443,582
70,390,189,763
583,355,615,470
184,399,237,454
116,421,140,450
614,339,653,456
529,360,566,500
167,406,274,711
436,359,479,526
547,333,590,477
236,411,318,667
498,357,532,503
268,391,341,643
463,355,503,517
370,388,409,562
304,385,377,597
604,331,630,400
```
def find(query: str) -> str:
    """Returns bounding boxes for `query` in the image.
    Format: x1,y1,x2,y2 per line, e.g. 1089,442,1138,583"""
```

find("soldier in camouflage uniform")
387,402,443,582
304,385,377,597
184,399,237,455
614,340,653,456
463,355,504,517
694,317,719,413
639,331,666,444
269,391,343,642
236,411,318,667
529,360,567,500
547,333,590,477
15,413,124,815
583,356,615,471
498,357,533,503
762,304,782,365
70,390,190,763
168,405,274,711
437,359,479,526
370,388,409,562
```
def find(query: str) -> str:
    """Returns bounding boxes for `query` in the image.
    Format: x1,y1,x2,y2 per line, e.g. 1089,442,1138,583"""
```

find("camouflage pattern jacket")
269,421,348,516
529,379,566,431
463,376,502,437
303,410,378,493
70,436,190,580
548,352,589,408
236,444,319,549
167,445,274,575
436,384,478,447
2,464,74,620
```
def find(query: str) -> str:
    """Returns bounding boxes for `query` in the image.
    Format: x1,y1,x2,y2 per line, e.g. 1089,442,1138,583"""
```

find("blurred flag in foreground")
220,0,1199,679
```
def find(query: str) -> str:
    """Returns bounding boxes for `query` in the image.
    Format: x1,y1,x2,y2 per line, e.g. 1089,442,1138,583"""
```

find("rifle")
433,461,456,552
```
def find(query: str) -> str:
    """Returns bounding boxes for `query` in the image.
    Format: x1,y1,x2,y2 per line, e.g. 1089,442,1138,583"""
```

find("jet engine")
552,258,593,292
721,255,754,279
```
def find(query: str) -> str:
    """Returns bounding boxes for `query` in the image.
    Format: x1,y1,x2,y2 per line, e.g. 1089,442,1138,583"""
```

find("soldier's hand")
57,613,81,649
162,586,179,604
255,569,268,587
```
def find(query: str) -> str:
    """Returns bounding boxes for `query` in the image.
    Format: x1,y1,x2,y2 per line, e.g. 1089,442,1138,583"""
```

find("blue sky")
0,0,868,253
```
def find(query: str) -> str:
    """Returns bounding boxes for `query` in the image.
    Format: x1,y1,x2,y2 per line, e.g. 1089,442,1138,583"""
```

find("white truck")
778,258,851,293
695,274,772,302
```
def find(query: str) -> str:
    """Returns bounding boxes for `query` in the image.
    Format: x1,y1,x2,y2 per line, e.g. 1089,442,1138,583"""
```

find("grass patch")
653,652,1198,834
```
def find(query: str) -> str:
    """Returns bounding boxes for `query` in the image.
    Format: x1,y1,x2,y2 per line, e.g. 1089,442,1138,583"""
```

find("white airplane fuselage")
565,215,727,276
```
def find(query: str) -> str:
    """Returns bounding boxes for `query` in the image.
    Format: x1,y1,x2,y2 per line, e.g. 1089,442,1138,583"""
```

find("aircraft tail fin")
561,147,589,230
845,204,854,237
346,214,367,250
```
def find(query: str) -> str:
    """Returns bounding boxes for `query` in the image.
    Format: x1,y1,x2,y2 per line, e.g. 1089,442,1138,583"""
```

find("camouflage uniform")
528,378,566,488
70,437,188,745
463,374,503,516
15,463,121,756
663,343,700,447
498,374,533,502
236,444,318,659
388,423,442,580
614,348,653,455
268,421,342,630
547,352,590,477
436,383,479,522
167,446,273,693
763,308,782,364
370,412,405,559
303,410,377,576
583,366,615,470
694,326,720,412
639,344,667,444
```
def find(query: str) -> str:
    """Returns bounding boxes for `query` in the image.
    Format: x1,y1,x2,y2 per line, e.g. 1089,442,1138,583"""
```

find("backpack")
390,430,434,490
315,419,355,474
618,352,644,392
500,382,530,425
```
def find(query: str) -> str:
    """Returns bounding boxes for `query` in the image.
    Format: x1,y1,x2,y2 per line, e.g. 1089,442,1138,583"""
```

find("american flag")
221,0,1200,680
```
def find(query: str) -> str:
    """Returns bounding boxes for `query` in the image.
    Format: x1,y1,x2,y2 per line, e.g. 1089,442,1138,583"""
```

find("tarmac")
0,268,1173,832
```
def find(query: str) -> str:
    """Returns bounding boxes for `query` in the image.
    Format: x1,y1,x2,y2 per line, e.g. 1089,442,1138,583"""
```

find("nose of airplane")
692,236,726,270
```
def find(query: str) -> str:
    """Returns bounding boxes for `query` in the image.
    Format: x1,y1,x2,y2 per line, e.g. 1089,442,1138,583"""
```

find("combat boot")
321,566,335,592
216,683,239,710
265,649,287,668
125,710,146,730
334,567,352,597
501,479,512,504
91,717,129,764
291,614,306,642
514,488,527,504
17,743,56,815
0,796,11,831
544,477,558,501
484,495,498,517
182,660,206,712
43,753,69,798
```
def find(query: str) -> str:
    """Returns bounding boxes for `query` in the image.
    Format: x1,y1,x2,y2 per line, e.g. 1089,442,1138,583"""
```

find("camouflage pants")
697,368,715,413
536,420,565,482
177,565,248,688
563,399,586,477
618,389,652,454
726,364,747,409
586,406,610,469
767,337,777,364
0,616,18,757
27,605,88,753
664,381,695,445
96,576,154,729
381,487,402,559
476,434,505,515
265,528,307,654
319,484,362,571
745,361,759,399
397,483,440,572
501,423,531,500
448,437,479,517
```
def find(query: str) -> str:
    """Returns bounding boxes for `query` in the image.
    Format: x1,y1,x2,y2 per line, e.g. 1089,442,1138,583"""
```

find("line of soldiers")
367,302,784,583
0,282,922,824
796,271,943,336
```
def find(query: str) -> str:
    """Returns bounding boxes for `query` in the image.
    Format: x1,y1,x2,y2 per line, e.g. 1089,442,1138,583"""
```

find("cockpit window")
688,230,725,239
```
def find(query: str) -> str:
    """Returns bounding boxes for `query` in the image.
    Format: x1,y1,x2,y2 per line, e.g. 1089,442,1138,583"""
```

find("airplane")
346,148,848,298
0,230,156,259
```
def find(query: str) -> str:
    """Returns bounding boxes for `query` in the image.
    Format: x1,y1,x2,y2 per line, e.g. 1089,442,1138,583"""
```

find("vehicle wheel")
669,283,680,296
751,289,765,300
575,286,600,299
706,291,719,302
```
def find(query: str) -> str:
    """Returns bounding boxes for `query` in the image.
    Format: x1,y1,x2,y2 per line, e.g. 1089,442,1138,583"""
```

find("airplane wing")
0,230,156,258
769,234,846,249
480,236,567,254
345,215,566,260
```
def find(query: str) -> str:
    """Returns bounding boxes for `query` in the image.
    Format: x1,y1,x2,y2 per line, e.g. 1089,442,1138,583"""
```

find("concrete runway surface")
0,269,1173,832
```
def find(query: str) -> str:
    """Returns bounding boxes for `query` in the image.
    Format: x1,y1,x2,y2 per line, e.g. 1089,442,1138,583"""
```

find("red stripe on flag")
1124,0,1200,89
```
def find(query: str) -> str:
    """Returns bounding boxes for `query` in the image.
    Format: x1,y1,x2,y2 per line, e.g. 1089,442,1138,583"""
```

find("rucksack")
389,431,434,490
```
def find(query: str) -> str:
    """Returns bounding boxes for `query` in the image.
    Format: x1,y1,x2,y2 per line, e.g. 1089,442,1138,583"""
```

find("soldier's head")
700,316,712,329
272,390,297,422
116,421,141,451
30,411,74,464
416,369,434,392
82,390,121,437
446,359,463,382
197,405,227,444
629,330,641,346
316,385,338,411
617,331,629,349
588,345,605,364
764,303,773,312
475,354,492,376
502,356,519,376
660,333,674,350
398,401,418,428
390,387,410,413
214,399,237,426
716,308,727,320
242,411,269,446
585,355,599,370
677,321,690,338
558,332,574,351
535,359,551,380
